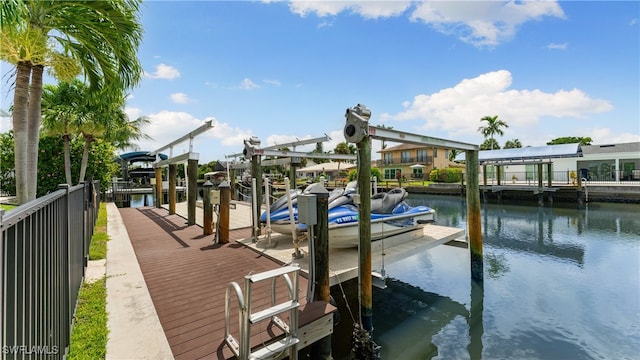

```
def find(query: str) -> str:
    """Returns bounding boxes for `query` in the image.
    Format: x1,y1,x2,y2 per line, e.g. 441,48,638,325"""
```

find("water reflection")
372,195,640,359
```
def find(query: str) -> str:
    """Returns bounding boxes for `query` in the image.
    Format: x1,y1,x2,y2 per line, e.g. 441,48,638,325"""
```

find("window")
384,153,393,165
417,149,427,162
384,168,401,180
401,151,411,163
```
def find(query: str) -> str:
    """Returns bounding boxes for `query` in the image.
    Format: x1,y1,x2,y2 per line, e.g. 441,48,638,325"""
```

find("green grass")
89,202,108,260
68,278,107,360
69,201,109,359
0,204,16,211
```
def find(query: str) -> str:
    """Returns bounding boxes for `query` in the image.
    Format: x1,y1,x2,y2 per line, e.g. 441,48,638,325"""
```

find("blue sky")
2,1,639,164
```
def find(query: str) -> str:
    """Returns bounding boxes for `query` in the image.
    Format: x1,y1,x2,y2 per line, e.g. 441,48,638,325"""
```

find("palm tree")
504,139,522,149
41,80,85,185
477,115,508,151
449,149,461,162
1,0,143,204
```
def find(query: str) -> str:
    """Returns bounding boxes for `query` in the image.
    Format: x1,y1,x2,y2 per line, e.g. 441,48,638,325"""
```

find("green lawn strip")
0,204,16,211
69,201,109,359
89,202,108,260
68,278,107,360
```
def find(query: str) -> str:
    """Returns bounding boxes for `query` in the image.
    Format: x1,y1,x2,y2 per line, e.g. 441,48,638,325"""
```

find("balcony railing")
377,156,433,167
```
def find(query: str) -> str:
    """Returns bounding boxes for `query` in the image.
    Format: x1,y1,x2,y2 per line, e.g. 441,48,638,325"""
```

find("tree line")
1,0,145,204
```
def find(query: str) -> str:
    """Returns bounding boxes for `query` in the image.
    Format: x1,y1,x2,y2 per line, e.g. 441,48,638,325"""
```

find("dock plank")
119,207,310,359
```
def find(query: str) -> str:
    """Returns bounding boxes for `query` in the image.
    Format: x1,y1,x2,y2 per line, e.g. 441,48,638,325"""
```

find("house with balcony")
377,143,457,180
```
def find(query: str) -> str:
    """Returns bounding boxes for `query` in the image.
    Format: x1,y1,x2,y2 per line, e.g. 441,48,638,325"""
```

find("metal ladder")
225,264,300,360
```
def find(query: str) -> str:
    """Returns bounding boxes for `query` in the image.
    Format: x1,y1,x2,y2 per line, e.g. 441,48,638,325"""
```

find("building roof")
380,142,446,153
581,142,640,155
455,143,582,164
297,162,356,173
118,151,167,163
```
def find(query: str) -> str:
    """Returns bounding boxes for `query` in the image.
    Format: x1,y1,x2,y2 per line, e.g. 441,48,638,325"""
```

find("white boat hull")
270,209,435,249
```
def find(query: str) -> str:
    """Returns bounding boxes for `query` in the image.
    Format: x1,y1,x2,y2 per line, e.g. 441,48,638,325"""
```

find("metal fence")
483,170,640,186
0,181,100,359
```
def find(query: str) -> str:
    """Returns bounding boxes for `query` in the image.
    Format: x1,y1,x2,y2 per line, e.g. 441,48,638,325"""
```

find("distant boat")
261,182,436,248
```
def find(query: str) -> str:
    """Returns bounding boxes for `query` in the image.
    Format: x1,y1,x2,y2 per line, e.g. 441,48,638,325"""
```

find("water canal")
355,194,640,360
129,193,639,359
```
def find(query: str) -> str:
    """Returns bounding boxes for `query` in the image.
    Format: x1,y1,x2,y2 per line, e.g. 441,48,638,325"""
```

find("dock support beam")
229,168,236,200
187,159,198,226
203,180,214,235
357,133,373,334
154,167,163,208
252,155,263,236
309,185,331,359
219,181,230,243
169,164,177,215
466,149,483,282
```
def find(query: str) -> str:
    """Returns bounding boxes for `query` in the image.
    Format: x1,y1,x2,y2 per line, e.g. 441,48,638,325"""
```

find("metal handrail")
224,265,300,360
225,281,247,358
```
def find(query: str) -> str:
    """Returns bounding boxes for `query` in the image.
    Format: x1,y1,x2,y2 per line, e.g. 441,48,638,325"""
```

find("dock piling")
219,180,230,243
466,149,484,282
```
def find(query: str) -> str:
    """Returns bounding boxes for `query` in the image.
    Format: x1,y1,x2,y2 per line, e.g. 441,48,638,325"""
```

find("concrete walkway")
102,200,255,359
105,202,173,359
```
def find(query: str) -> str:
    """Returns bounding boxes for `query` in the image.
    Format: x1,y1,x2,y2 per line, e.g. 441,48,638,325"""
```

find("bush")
348,167,382,182
429,167,462,183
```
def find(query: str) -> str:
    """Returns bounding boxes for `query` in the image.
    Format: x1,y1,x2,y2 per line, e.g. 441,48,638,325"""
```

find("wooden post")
496,166,501,186
358,134,373,333
309,184,331,359
229,168,236,200
482,164,487,186
537,163,544,206
187,159,198,226
252,155,262,236
290,163,298,189
154,167,163,208
465,150,483,282
203,180,214,235
546,163,552,188
219,180,231,244
537,163,543,189
169,164,177,215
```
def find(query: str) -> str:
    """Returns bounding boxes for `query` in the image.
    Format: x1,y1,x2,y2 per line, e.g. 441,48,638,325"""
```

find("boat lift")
228,135,357,244
343,103,482,358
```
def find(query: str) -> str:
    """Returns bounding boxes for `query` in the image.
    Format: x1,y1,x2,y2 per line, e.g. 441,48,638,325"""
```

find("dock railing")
484,170,640,186
0,181,100,359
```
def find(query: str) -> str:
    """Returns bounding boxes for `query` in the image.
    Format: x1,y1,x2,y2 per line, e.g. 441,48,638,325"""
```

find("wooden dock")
242,224,465,286
118,206,334,359
119,200,466,358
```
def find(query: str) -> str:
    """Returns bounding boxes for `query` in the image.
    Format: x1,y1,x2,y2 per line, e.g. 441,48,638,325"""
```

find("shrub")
430,167,462,183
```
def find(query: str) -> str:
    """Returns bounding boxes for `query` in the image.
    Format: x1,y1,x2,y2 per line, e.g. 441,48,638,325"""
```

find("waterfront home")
377,143,458,180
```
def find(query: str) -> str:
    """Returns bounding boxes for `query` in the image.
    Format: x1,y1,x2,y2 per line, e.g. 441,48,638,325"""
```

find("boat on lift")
260,182,436,248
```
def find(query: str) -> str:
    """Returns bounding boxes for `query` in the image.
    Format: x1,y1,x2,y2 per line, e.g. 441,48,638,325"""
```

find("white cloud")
207,118,254,147
583,127,640,145
144,63,181,80
170,92,194,104
547,42,568,50
128,110,203,152
285,1,565,47
240,78,260,90
289,1,411,19
384,69,613,140
0,113,11,133
263,79,282,87
124,106,143,121
410,1,565,47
